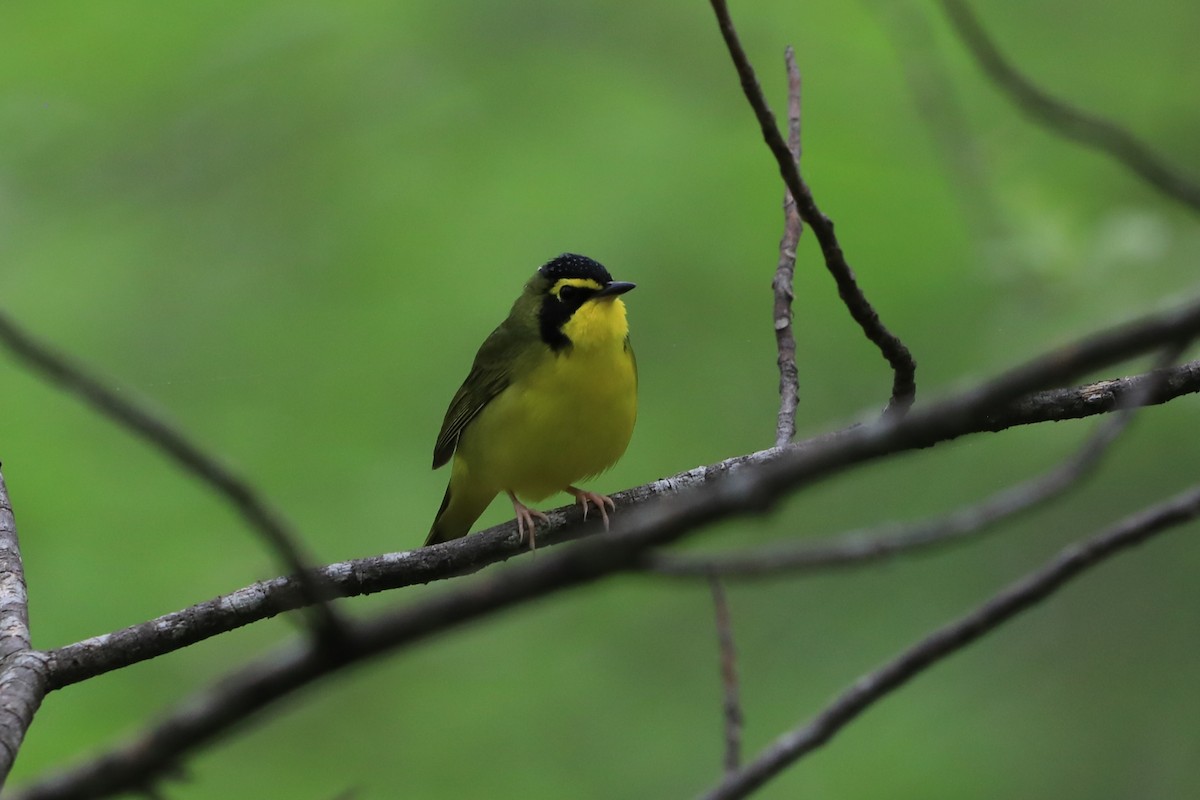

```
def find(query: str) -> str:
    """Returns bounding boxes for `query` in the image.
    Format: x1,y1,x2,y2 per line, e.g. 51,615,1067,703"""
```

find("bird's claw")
568,487,616,530
508,492,550,550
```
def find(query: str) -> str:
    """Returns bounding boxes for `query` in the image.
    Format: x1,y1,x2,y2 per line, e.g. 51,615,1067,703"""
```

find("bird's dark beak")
595,281,636,299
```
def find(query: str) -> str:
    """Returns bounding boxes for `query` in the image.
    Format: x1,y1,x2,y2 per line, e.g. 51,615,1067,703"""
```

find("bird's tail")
425,472,496,546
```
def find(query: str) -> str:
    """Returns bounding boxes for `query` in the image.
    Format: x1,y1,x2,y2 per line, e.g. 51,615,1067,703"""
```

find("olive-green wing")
432,323,522,469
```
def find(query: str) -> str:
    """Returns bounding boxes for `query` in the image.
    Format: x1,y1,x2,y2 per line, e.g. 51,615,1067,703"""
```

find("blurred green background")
3,0,1199,797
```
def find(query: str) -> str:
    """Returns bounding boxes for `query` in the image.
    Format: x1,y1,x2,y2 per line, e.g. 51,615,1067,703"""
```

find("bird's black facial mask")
535,253,621,351
539,279,600,350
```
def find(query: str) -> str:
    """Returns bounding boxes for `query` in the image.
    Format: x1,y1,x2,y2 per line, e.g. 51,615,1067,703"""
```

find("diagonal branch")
20,327,1200,794
0,310,344,641
42,355,1200,690
649,343,1187,578
697,484,1200,800
980,360,1200,431
773,46,803,447
0,467,49,789
709,0,918,416
16,488,772,799
941,0,1200,213
652,411,1111,577
19,401,1200,800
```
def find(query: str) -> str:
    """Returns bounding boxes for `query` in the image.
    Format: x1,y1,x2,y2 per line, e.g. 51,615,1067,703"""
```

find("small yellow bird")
426,253,638,547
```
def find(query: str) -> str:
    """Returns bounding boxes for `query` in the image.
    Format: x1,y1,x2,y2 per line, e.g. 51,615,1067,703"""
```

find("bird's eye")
558,285,581,303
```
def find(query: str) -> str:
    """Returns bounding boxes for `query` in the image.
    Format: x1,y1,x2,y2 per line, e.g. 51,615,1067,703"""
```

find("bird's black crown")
538,253,613,285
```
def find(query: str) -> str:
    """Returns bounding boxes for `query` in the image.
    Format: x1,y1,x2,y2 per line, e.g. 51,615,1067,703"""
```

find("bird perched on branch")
426,253,638,548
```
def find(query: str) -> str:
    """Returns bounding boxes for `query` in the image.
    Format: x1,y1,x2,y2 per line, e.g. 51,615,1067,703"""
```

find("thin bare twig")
709,0,917,416
42,356,1200,690
941,0,1200,213
651,343,1189,578
0,311,345,641
698,484,1200,800
0,467,49,789
708,575,743,773
773,47,803,447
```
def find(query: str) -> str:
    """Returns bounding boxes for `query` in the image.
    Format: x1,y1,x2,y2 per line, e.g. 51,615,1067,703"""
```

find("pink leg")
567,486,616,530
507,491,550,550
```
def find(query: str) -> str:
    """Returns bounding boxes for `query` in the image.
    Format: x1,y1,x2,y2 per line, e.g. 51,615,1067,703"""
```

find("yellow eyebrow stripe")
551,277,604,297
552,278,609,297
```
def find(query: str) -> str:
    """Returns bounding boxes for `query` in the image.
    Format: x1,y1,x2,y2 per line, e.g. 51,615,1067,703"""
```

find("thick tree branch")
0,311,344,641
0,468,48,789
13,639,337,800
18,486,757,800
773,46,803,447
709,0,918,416
43,354,1200,690
980,360,1200,432
18,298,1200,796
649,344,1185,578
0,471,33,667
652,418,1105,578
698,484,1200,800
5,6,1195,796
22,409,1200,800
0,651,47,792
941,0,1200,213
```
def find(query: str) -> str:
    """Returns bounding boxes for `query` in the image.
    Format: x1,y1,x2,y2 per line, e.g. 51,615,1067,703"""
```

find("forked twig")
709,0,917,416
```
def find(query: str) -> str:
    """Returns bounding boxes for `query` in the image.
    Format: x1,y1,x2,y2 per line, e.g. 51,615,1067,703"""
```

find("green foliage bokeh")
2,1,1199,797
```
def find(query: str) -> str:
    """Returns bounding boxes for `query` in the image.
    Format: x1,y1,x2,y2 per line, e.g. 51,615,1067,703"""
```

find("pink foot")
507,491,550,550
567,486,616,530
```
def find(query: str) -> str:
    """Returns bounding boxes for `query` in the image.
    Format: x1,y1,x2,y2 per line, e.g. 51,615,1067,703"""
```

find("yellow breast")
455,298,637,501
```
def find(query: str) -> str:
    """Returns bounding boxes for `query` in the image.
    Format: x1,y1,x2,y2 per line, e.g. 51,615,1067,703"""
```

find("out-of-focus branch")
868,0,1010,249
773,46,803,447
13,637,335,800
0,467,48,788
941,0,1200,213
0,311,344,641
698,484,1200,800
43,354,1200,690
708,576,743,773
709,0,918,416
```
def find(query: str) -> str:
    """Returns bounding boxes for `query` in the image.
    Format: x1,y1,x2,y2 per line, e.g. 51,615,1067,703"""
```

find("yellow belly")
455,340,637,501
